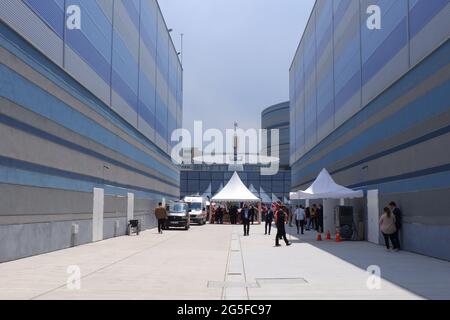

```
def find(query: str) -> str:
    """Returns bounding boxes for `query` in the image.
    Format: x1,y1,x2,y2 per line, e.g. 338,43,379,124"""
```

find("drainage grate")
256,278,308,286
208,281,260,288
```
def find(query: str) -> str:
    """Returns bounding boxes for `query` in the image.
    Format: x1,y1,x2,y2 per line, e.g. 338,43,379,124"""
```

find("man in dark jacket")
241,205,251,236
389,201,402,250
265,207,274,235
229,205,237,224
154,202,168,234
217,206,224,224
275,205,291,247
305,206,311,231
249,205,256,224
318,204,324,233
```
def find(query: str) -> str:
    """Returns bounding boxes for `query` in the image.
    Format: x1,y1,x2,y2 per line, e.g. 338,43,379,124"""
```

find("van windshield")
169,203,187,212
188,202,202,211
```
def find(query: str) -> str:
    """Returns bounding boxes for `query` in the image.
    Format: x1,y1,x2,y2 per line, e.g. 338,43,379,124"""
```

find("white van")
184,196,207,225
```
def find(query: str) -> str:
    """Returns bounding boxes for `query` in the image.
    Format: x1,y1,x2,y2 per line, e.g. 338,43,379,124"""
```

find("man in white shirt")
295,205,306,235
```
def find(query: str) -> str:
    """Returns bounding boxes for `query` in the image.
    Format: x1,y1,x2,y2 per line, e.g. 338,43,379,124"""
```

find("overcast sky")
158,0,315,134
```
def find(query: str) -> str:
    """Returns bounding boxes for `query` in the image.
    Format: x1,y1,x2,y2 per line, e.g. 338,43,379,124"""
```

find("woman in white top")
379,207,399,251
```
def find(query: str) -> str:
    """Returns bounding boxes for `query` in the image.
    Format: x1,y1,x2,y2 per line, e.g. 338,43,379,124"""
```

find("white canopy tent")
212,172,260,202
211,172,261,223
291,168,364,235
295,168,364,200
290,191,301,200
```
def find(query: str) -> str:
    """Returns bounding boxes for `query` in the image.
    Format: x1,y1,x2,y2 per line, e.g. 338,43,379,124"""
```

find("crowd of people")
155,200,403,251
208,201,292,246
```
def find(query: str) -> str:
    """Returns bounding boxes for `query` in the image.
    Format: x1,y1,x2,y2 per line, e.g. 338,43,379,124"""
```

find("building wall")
261,101,290,168
181,102,292,203
181,165,291,204
0,0,181,262
289,0,450,260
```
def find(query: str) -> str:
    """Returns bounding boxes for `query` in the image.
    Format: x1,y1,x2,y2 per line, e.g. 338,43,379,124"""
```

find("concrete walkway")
0,223,449,300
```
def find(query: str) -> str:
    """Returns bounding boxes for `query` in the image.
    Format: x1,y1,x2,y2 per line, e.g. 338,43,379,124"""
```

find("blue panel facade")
289,0,450,260
12,0,182,154
0,0,182,261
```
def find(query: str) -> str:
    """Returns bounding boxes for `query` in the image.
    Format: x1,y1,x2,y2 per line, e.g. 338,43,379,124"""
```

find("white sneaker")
385,248,391,252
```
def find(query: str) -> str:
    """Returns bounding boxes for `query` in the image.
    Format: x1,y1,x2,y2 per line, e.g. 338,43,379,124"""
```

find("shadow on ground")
284,226,450,300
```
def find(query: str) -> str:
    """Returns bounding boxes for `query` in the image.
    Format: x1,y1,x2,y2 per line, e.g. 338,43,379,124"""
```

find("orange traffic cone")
335,232,342,243
326,230,331,240
316,233,322,241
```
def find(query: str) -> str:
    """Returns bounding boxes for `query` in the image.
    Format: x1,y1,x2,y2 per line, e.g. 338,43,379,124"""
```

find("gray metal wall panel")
114,0,140,63
64,45,111,106
0,122,178,197
409,2,450,66
0,219,92,263
96,0,114,23
0,185,92,218
362,47,409,106
0,98,178,190
0,0,63,67
292,61,450,186
111,90,139,128
0,46,178,179
333,0,361,129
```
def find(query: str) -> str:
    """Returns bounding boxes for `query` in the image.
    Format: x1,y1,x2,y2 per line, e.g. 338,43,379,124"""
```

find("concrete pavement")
0,223,449,300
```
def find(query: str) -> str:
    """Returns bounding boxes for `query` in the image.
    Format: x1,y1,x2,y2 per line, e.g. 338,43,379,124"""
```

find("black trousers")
312,217,319,231
296,220,305,234
265,220,272,234
318,218,324,233
382,232,400,249
276,225,289,245
242,219,250,235
393,230,401,249
158,219,165,233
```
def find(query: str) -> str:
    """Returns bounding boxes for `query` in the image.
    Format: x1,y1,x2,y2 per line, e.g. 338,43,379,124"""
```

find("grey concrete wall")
379,189,450,261
0,185,158,262
0,35,177,262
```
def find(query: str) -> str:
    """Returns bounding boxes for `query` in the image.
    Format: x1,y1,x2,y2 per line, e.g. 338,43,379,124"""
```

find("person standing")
311,204,318,231
275,204,291,247
389,202,402,250
318,204,324,234
265,206,274,235
218,206,225,224
229,205,237,225
154,202,168,234
379,207,399,251
215,206,221,224
241,205,251,236
288,206,294,227
305,206,311,231
249,205,256,225
295,205,306,235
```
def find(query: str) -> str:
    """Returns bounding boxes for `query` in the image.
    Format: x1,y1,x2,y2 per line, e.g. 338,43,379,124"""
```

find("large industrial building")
0,0,182,262
181,102,291,203
290,0,450,260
